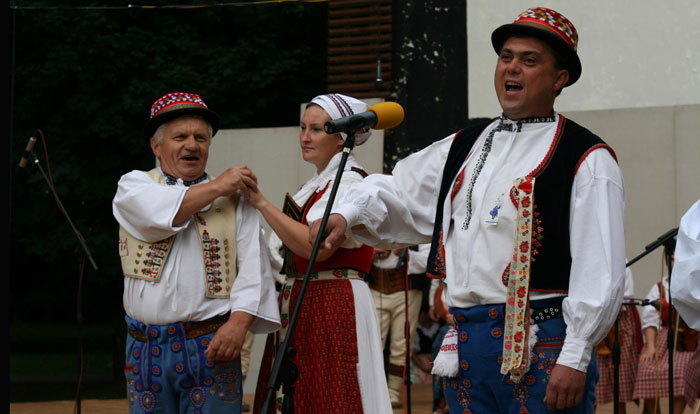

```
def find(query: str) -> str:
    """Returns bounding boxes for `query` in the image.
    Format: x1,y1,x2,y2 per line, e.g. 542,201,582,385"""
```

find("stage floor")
8,384,698,413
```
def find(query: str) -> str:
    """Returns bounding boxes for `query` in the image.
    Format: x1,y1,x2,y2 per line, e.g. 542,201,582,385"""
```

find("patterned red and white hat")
491,7,581,87
144,92,220,139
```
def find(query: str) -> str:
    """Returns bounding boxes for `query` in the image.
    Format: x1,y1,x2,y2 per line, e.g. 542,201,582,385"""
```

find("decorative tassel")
431,326,459,378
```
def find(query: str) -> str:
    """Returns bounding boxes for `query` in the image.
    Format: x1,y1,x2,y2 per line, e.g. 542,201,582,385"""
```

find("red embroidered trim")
301,181,331,225
529,288,568,294
574,144,618,176
350,166,368,177
529,116,565,178
509,185,519,207
448,128,479,201
530,209,543,262
451,129,463,144
427,229,447,279
451,167,466,200
501,264,510,286
142,241,170,278
533,341,565,348
202,230,223,295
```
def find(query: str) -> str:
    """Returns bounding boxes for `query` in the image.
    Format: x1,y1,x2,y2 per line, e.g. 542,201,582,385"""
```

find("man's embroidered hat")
144,92,220,139
491,7,581,87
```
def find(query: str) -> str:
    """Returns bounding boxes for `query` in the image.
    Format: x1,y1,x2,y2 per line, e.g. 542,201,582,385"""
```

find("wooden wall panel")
327,0,392,98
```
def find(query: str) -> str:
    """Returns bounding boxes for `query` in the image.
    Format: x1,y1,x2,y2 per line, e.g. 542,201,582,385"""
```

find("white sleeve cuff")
332,204,362,229
557,335,593,372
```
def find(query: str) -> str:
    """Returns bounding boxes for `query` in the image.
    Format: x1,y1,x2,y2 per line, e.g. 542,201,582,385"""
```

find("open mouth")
505,81,523,92
181,155,200,162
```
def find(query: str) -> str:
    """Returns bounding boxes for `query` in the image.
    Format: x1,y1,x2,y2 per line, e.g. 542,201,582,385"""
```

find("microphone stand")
260,132,357,414
615,227,677,414
25,152,99,271
24,149,99,414
397,248,412,414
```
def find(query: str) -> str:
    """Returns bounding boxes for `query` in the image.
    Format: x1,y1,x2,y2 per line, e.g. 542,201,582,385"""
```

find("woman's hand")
174,165,256,225
373,248,390,261
239,168,279,217
428,305,441,322
639,343,657,364
639,326,658,364
213,165,257,199
250,194,346,261
245,185,268,210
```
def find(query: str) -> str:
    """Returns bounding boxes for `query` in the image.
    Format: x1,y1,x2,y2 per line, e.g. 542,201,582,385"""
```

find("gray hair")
152,115,214,144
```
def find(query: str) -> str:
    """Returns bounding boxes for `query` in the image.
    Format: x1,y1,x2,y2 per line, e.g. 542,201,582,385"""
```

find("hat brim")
491,23,581,87
144,107,220,139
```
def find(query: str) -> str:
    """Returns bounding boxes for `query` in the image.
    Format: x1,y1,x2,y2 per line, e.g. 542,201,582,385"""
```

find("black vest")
426,116,616,292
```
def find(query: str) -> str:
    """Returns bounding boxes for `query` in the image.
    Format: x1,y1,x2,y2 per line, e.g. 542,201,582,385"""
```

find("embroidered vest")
118,169,238,298
426,116,617,292
282,168,374,277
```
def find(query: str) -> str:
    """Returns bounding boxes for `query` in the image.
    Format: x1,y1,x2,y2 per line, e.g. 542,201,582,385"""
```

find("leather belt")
128,313,230,342
531,304,562,323
369,266,406,294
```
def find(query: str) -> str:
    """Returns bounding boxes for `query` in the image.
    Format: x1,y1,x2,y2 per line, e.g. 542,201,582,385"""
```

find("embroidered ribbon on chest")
500,176,535,382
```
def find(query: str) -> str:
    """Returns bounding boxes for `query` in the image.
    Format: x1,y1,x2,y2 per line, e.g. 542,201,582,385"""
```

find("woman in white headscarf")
251,94,392,414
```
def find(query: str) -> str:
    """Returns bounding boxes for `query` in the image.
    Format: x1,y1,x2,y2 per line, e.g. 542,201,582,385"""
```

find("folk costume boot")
388,371,404,408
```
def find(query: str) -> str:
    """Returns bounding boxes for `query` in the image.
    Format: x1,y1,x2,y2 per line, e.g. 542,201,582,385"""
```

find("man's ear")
150,136,161,158
553,69,569,94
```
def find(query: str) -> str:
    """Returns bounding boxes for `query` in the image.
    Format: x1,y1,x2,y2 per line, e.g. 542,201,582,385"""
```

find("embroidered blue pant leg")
444,300,598,414
124,316,243,414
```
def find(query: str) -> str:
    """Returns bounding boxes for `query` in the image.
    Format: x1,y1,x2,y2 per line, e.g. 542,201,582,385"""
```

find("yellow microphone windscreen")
368,101,404,130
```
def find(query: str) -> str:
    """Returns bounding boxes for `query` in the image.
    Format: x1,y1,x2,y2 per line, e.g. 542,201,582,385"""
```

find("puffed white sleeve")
408,243,431,275
557,148,626,372
267,231,287,285
670,199,700,330
112,170,190,242
305,166,367,248
230,196,281,333
333,135,455,248
429,278,442,307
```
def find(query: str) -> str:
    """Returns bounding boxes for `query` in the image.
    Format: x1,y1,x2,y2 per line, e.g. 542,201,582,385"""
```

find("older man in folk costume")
113,92,280,414
314,7,625,413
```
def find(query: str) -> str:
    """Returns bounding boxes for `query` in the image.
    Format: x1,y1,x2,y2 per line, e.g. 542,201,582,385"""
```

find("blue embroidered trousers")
444,299,598,414
124,315,243,414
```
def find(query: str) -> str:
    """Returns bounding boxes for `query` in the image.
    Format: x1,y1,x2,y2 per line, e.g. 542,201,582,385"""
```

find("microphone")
18,131,39,168
324,101,404,135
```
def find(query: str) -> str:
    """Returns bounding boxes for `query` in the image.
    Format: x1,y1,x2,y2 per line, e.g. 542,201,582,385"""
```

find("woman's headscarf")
309,93,373,146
